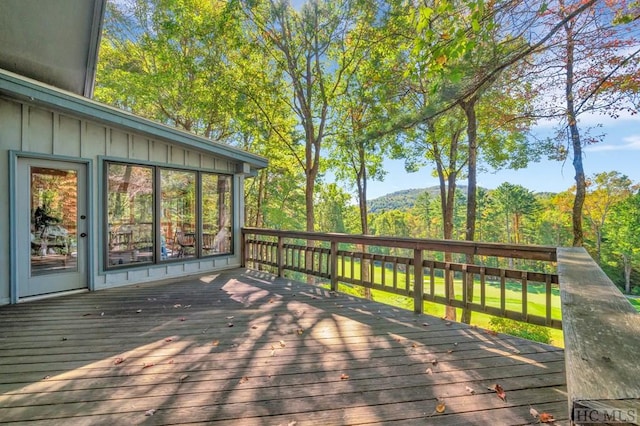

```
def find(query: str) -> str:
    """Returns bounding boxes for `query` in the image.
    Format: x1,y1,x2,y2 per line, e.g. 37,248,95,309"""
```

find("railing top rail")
242,227,558,262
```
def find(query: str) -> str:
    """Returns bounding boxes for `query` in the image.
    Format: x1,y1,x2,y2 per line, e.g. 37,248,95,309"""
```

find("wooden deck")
0,269,568,425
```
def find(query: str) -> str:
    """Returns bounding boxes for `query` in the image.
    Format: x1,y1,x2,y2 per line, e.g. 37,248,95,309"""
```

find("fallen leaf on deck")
288,421,297,426
297,329,304,335
165,338,173,342
425,368,433,375
340,374,350,380
435,401,446,413
143,362,155,369
465,386,475,394
412,343,418,348
491,384,507,401
252,325,258,329
447,349,454,354
226,316,234,319
136,309,142,313
270,349,276,356
239,376,249,384
179,317,186,321
530,407,539,418
430,358,438,366
82,313,92,316
445,322,452,326
279,340,286,348
227,322,234,327
42,375,50,380
174,304,182,308
168,359,174,364
113,357,125,365
144,409,156,416
485,330,498,336
269,298,275,303
180,374,189,382
61,337,67,341
539,412,555,423
212,339,220,346
422,322,430,326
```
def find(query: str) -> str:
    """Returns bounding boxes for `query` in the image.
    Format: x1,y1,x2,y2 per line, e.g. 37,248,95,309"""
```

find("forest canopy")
95,0,640,293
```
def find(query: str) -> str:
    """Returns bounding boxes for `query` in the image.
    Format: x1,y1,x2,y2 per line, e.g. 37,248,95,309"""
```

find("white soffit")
0,0,105,97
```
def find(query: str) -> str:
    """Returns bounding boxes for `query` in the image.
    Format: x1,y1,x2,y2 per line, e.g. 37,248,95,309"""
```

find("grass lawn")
317,259,566,347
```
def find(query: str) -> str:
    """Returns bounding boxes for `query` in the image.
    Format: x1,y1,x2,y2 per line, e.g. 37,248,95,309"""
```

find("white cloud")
586,135,640,152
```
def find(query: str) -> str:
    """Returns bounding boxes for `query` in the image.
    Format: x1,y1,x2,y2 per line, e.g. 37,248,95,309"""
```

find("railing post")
241,229,246,268
277,235,284,277
414,247,423,314
330,240,338,292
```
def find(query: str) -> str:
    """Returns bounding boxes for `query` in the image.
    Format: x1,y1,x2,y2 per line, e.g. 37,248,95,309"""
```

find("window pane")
201,174,232,256
107,164,154,267
31,167,78,275
161,169,196,259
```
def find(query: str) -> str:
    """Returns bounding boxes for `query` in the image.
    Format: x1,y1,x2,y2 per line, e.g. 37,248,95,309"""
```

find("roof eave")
0,68,268,170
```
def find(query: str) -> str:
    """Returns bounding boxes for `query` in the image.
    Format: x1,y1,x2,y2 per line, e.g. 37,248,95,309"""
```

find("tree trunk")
461,98,478,325
624,254,632,294
564,20,585,247
357,149,372,300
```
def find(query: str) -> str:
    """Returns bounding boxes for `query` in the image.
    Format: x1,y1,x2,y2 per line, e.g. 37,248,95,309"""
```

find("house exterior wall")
0,95,246,305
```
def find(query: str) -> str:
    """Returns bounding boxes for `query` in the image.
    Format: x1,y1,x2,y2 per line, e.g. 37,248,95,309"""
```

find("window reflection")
202,174,232,256
31,167,78,275
161,169,196,259
104,162,233,269
107,164,154,266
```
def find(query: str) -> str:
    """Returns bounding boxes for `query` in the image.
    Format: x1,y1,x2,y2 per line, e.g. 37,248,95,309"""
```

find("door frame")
9,151,94,303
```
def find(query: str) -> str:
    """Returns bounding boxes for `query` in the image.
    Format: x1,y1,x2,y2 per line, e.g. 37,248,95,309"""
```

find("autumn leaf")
279,340,286,348
179,317,186,322
465,386,475,395
530,407,539,418
227,322,234,327
340,373,350,380
144,409,156,416
430,358,438,366
113,357,125,365
212,340,220,346
425,368,433,375
165,337,173,342
539,412,555,423
142,362,155,369
297,329,304,335
491,384,507,401
239,376,249,384
435,400,446,413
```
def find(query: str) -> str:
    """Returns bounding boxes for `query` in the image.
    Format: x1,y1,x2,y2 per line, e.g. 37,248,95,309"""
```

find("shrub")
488,317,552,344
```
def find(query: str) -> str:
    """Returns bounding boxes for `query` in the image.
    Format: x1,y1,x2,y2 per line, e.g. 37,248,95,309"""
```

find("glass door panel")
30,167,78,275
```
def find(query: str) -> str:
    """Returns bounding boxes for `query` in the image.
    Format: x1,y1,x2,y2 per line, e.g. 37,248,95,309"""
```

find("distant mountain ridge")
367,185,555,213
368,186,462,213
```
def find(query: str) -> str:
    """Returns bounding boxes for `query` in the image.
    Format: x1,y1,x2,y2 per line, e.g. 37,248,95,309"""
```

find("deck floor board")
0,269,567,425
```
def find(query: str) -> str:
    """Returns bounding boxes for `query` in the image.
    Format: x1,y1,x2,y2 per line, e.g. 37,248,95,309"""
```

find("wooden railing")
241,228,562,329
557,248,640,424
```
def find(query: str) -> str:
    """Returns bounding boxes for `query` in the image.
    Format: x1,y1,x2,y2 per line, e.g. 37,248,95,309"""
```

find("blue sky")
365,113,640,199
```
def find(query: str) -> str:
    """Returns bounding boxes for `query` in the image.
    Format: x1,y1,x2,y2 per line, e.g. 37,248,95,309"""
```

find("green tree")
605,192,640,294
583,172,636,263
490,183,540,245
241,0,371,233
533,0,640,247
